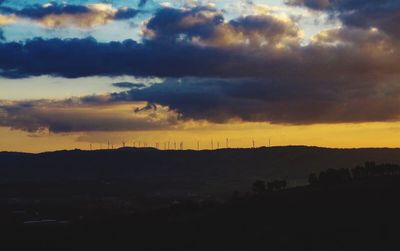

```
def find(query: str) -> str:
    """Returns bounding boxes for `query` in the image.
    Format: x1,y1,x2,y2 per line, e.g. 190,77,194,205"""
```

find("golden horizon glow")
1,121,400,153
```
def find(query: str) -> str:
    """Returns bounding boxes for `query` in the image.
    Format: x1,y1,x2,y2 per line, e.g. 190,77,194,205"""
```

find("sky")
0,0,400,152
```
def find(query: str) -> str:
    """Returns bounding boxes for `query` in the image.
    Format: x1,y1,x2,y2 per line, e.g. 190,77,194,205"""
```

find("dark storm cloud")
0,3,140,27
0,7,302,78
0,4,89,19
0,3,140,20
110,77,400,124
0,37,227,78
286,0,331,10
1,6,400,127
114,8,140,20
145,7,299,46
112,82,146,89
146,6,224,41
0,28,397,79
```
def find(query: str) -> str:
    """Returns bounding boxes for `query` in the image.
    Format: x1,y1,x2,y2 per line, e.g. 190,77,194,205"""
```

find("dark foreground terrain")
1,147,400,250
1,175,400,251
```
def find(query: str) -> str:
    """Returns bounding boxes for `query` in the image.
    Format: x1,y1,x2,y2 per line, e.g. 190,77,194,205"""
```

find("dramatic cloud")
0,3,140,28
286,0,398,11
0,100,178,133
286,0,400,38
1,5,400,127
0,7,306,78
144,7,301,47
0,37,224,78
0,26,398,79
109,76,400,124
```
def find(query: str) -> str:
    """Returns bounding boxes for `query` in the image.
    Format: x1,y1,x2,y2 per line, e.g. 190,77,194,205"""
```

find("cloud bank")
0,99,178,133
1,4,400,131
287,0,400,38
0,3,140,28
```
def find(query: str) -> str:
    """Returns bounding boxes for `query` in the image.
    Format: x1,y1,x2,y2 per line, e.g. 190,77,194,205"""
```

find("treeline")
251,179,287,194
309,162,400,186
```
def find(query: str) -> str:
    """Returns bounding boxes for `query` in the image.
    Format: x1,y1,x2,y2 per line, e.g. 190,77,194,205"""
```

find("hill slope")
1,146,400,197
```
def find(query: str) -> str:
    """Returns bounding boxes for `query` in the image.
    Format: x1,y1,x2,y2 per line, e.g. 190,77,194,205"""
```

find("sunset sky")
1,0,400,152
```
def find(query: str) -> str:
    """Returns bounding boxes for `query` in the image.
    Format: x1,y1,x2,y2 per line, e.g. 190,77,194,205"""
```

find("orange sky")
1,121,399,153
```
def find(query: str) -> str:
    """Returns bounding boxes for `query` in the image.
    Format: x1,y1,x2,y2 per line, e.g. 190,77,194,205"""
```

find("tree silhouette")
266,179,287,191
308,162,400,187
318,168,351,186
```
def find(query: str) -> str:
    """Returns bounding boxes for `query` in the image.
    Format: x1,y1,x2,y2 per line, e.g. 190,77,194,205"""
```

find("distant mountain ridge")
1,146,400,197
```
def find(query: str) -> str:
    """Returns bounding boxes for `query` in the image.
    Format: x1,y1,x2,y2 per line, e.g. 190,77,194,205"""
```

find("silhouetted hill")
1,146,400,198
